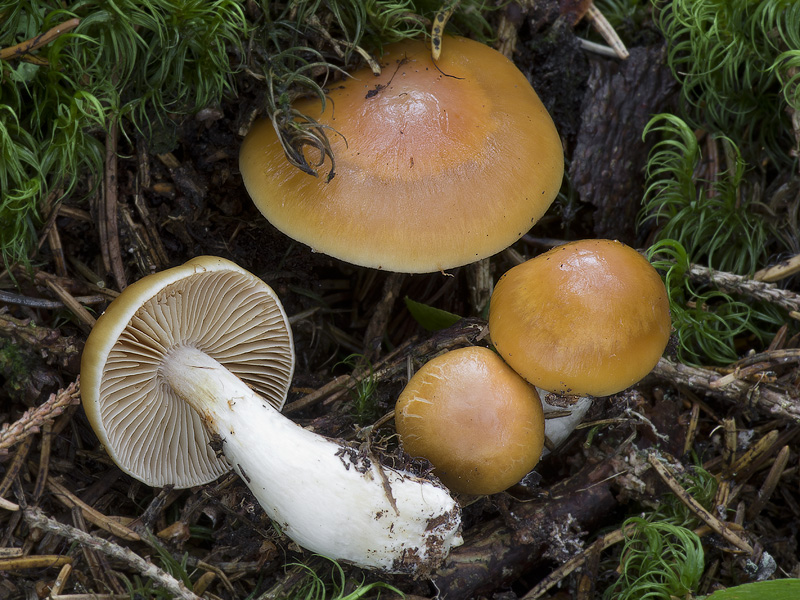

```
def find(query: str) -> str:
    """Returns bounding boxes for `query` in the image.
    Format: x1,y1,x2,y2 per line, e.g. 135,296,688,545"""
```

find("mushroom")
488,239,671,396
395,346,545,495
239,36,563,273
81,256,461,574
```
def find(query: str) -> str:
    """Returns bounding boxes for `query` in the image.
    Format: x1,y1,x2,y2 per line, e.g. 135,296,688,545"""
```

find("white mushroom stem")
161,346,462,574
538,390,593,457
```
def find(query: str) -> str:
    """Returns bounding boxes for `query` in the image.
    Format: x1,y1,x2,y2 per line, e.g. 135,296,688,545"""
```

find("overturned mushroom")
81,256,461,574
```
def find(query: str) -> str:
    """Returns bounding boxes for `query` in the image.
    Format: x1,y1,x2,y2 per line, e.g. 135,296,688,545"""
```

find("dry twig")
522,524,632,598
44,279,97,332
0,380,80,455
745,444,791,521
45,477,142,542
99,119,127,290
0,289,106,310
0,18,80,61
647,452,754,554
0,555,73,569
688,264,800,315
584,3,629,59
652,357,800,422
22,507,201,600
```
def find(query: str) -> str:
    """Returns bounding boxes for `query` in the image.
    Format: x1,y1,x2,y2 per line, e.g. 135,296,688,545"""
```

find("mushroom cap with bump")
240,36,564,273
395,346,545,495
80,256,295,488
488,239,671,397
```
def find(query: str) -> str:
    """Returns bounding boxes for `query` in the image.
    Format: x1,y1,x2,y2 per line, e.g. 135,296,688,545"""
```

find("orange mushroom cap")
488,239,672,397
395,346,545,495
240,36,563,273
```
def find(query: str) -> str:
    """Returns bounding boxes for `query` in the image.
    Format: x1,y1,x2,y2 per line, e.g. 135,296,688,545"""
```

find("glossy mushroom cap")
395,346,545,495
240,36,563,273
80,256,295,488
488,239,671,397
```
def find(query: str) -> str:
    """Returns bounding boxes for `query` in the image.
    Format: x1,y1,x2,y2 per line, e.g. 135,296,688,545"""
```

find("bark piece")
431,460,617,598
570,45,678,243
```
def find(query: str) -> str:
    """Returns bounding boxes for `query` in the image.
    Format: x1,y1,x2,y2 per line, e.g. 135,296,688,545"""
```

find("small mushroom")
487,240,671,454
395,346,545,495
81,256,461,574
240,36,563,273
488,239,672,397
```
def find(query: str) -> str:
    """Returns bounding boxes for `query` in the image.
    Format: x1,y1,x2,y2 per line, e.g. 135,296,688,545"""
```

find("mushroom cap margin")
395,346,545,495
80,256,295,488
488,240,671,397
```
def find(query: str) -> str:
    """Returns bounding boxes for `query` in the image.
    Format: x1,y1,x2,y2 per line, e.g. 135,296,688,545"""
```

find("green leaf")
705,579,800,600
404,296,461,331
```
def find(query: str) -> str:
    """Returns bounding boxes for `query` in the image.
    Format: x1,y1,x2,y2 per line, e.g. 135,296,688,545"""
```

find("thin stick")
585,4,629,59
0,555,73,569
746,445,791,521
755,253,800,282
431,1,460,61
32,422,53,504
0,18,80,60
728,430,780,477
688,264,800,314
652,357,800,423
722,417,737,468
46,477,141,542
647,453,753,554
0,289,106,309
101,119,127,290
51,595,129,600
522,525,632,599
50,563,73,596
48,225,68,277
0,497,19,511
683,402,701,456
22,507,201,600
577,38,620,58
45,279,97,332
0,437,34,499
0,380,80,454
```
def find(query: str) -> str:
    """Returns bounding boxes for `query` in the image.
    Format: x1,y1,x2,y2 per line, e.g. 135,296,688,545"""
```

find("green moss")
604,517,705,600
655,0,800,166
1,0,497,268
641,114,780,276
0,339,35,401
603,462,714,599
1,0,246,268
287,555,402,600
641,114,794,365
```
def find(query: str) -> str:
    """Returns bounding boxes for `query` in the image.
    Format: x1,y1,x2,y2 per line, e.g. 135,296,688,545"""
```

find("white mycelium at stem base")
162,345,462,573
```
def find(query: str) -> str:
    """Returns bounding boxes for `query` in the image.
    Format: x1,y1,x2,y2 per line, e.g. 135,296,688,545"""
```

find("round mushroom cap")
395,346,545,495
488,239,671,397
81,256,295,488
239,36,563,273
